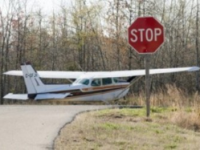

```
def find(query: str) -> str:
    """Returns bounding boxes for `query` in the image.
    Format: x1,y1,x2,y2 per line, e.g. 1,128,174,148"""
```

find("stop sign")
128,17,164,54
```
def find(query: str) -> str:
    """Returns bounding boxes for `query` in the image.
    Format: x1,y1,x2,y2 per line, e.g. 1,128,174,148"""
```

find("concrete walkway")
0,105,110,150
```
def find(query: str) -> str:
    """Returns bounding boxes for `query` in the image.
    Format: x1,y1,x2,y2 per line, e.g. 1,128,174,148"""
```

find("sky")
0,0,73,15
34,0,73,13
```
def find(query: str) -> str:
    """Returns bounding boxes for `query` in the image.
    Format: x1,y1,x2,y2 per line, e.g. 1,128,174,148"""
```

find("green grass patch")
164,143,177,150
100,122,120,130
150,107,170,113
99,122,136,131
96,108,146,118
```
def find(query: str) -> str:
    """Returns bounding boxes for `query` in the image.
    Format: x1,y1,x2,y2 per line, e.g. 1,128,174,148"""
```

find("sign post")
128,16,164,117
145,55,150,117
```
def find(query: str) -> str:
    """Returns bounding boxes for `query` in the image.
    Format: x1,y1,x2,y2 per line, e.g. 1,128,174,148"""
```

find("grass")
54,85,200,150
54,107,200,150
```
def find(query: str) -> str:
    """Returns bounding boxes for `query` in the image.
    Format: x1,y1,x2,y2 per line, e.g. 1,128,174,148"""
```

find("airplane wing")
3,66,199,79
83,66,199,78
3,71,84,79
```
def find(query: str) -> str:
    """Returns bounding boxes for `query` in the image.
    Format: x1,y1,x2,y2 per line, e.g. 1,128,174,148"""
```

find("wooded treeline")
0,0,200,104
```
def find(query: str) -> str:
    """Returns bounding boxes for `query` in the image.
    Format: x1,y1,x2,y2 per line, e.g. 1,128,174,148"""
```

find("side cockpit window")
80,79,90,85
113,78,118,83
102,78,112,85
91,79,101,86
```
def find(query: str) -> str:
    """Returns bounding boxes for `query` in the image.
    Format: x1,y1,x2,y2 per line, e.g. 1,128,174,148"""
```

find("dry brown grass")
126,84,195,107
125,84,200,131
170,111,200,131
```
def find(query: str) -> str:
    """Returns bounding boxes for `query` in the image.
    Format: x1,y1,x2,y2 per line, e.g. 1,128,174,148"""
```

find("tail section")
21,62,45,94
4,63,72,100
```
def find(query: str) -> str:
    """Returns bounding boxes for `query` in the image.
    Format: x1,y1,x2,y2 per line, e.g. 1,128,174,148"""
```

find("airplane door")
101,78,115,101
90,78,102,101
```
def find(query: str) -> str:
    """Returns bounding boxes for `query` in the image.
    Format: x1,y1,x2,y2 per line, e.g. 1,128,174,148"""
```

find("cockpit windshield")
76,79,90,85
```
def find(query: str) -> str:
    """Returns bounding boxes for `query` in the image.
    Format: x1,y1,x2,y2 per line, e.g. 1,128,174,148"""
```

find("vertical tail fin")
21,63,45,94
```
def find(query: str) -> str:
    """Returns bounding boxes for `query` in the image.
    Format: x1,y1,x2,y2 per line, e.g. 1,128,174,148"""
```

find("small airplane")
3,62,200,102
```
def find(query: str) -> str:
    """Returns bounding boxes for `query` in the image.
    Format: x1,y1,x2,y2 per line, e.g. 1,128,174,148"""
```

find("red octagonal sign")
128,17,164,54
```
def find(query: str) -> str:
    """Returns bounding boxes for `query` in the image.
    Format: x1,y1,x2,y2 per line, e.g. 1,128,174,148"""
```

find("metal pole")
145,54,150,117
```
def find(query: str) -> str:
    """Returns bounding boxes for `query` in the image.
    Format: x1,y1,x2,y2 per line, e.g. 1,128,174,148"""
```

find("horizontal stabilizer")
4,93,28,100
35,93,71,100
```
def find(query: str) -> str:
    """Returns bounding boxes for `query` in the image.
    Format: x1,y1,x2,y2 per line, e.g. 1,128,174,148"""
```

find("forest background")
0,0,200,104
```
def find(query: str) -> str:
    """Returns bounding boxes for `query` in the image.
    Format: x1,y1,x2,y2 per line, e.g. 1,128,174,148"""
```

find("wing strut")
115,76,143,100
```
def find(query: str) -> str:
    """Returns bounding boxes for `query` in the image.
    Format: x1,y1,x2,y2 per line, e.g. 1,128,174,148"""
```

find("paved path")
0,105,110,150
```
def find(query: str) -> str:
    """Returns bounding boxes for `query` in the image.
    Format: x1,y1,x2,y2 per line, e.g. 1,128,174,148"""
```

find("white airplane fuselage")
32,80,130,102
